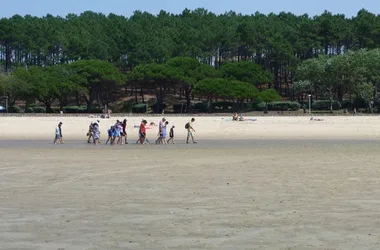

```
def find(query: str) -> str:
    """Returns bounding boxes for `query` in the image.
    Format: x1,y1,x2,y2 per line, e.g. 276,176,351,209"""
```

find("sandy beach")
0,115,380,141
1,116,380,249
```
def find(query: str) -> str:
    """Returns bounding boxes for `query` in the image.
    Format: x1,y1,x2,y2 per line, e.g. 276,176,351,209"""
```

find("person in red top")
139,120,148,144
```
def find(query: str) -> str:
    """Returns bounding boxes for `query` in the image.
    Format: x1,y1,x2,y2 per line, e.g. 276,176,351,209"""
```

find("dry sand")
0,115,380,141
1,116,380,249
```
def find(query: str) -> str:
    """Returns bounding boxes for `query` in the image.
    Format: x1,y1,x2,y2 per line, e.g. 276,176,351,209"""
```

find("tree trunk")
85,88,93,112
184,85,191,113
45,102,52,113
5,43,12,72
141,88,145,103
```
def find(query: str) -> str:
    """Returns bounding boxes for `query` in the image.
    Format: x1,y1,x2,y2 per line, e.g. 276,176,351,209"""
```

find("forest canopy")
1,8,380,113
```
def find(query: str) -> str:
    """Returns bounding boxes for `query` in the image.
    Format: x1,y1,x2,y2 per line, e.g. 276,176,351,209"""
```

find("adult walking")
87,122,93,143
92,122,100,145
54,122,63,144
185,118,197,144
156,117,166,144
122,119,128,144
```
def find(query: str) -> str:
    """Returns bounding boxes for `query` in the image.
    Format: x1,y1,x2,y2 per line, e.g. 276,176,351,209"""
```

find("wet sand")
1,140,380,249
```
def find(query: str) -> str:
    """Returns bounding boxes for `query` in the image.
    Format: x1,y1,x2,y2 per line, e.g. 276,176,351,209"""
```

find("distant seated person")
101,109,112,119
310,116,324,121
232,112,238,121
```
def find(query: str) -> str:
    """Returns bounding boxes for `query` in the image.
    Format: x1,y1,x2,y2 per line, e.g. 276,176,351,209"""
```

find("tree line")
1,8,380,113
0,56,278,113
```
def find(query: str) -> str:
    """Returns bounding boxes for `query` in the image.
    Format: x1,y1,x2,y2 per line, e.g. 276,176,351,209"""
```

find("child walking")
167,125,175,144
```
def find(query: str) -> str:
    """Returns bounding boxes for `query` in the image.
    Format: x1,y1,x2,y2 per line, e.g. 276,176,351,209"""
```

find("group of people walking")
137,117,197,145
54,117,197,145
88,119,128,145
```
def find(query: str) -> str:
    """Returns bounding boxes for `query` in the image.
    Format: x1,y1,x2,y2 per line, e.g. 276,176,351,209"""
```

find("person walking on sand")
121,119,128,144
105,126,114,145
167,125,175,144
92,122,100,145
113,120,122,145
59,122,63,143
185,118,197,144
162,121,169,144
87,122,94,143
54,122,63,144
156,118,166,144
139,120,148,144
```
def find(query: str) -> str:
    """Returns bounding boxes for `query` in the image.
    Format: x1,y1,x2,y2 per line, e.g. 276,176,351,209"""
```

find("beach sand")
1,116,380,249
0,115,380,141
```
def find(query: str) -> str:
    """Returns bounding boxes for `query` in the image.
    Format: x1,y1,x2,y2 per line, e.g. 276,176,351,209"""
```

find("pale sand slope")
1,144,380,249
0,115,380,141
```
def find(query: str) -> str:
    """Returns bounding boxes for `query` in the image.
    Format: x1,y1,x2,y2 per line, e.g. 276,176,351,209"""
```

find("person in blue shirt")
106,126,116,145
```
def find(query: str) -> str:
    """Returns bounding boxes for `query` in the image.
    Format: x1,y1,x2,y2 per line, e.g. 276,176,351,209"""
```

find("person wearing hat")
54,122,63,144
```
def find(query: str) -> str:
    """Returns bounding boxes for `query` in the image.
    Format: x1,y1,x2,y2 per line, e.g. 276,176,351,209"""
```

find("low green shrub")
25,107,34,113
254,101,300,111
341,100,352,109
63,106,80,113
132,103,147,113
254,102,267,111
33,106,46,113
122,102,133,113
352,98,367,109
268,101,300,111
173,103,185,113
193,102,208,112
10,106,22,113
312,100,342,110
212,101,234,110
150,103,167,113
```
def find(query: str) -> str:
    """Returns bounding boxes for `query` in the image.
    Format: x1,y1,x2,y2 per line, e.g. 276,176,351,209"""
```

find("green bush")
341,100,353,109
193,102,208,112
212,101,234,110
132,103,147,113
63,106,79,113
62,105,101,113
259,89,281,103
91,105,102,113
150,103,167,113
25,107,34,113
51,107,61,113
312,100,342,110
254,101,300,111
254,102,267,111
267,101,300,111
353,98,367,109
173,103,185,113
77,106,88,113
122,102,133,113
10,106,22,113
33,106,46,113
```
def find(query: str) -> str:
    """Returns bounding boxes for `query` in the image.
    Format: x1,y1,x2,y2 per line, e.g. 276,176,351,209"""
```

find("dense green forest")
1,8,380,113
